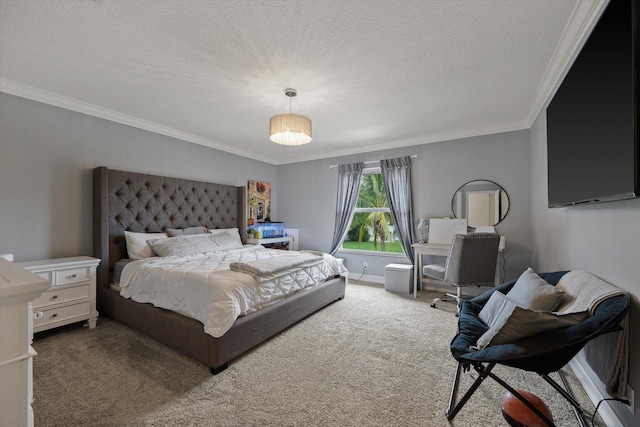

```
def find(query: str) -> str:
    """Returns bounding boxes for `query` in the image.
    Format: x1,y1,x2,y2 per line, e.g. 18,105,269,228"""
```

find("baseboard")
350,275,490,293
569,355,635,427
347,272,384,285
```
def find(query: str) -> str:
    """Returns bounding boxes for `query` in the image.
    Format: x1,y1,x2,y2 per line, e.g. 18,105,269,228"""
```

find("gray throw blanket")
556,270,628,397
229,252,323,277
556,270,624,315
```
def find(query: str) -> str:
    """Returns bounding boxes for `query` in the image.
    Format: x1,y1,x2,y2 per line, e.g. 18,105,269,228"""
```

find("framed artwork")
247,180,271,225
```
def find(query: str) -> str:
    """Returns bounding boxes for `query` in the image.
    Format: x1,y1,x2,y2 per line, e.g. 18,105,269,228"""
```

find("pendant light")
269,88,312,146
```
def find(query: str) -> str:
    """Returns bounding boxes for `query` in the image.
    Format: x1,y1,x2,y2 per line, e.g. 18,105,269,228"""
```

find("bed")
92,167,347,374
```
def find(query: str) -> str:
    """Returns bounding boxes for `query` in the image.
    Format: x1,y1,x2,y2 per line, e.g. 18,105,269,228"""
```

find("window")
341,170,403,253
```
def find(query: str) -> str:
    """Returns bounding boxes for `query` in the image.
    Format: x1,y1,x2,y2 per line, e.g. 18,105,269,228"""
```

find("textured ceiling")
0,0,605,165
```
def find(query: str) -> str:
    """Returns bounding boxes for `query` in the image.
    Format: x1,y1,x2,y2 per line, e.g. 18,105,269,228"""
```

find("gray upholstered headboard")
93,167,245,294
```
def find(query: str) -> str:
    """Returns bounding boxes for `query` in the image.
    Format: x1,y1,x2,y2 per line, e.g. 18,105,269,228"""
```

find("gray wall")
0,91,531,282
277,130,532,285
530,109,640,424
0,93,277,262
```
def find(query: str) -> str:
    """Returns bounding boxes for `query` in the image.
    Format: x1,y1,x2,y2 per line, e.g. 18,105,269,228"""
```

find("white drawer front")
33,302,91,328
54,267,90,286
32,285,90,309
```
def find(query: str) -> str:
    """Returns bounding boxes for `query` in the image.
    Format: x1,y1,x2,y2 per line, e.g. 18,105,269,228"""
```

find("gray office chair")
425,233,501,310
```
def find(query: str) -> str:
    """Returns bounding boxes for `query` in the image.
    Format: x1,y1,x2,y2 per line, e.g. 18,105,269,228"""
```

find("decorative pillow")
506,268,565,311
209,228,242,244
476,291,587,349
165,226,208,237
124,231,168,260
209,227,238,235
149,232,243,257
478,291,513,328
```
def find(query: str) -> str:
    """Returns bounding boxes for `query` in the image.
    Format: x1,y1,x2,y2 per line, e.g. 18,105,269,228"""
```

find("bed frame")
93,167,346,374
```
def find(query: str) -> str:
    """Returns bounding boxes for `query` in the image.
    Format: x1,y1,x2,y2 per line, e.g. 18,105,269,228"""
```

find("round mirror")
451,180,510,228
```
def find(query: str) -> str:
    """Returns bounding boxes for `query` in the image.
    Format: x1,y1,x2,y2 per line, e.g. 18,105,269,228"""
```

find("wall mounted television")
546,0,639,208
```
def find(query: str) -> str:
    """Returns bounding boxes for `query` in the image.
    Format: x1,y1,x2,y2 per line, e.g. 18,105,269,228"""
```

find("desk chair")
425,233,501,310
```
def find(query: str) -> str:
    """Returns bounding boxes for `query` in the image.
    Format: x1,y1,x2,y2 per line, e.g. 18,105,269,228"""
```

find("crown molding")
0,78,280,165
524,0,609,127
0,77,529,166
272,121,529,165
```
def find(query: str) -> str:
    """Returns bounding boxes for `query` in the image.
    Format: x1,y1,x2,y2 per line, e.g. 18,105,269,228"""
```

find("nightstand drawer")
32,285,90,309
54,267,90,286
33,301,91,328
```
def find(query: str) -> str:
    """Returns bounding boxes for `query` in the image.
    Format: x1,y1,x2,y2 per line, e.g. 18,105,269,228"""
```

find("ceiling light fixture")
269,88,312,146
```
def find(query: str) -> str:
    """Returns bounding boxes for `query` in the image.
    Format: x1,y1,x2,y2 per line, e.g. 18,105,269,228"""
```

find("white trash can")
384,263,414,293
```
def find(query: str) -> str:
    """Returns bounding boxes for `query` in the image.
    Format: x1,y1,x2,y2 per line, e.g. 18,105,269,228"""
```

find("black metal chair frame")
447,361,591,427
446,271,630,427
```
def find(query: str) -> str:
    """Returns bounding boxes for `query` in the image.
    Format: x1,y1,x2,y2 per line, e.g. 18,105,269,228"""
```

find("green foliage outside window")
342,173,403,254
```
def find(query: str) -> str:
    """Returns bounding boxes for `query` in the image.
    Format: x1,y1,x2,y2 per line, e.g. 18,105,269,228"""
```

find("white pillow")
506,268,565,311
209,228,243,246
124,231,168,260
165,226,208,237
208,227,238,235
476,291,587,349
149,232,243,257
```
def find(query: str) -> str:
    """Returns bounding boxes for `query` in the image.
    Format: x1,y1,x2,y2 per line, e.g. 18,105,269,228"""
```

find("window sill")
337,249,408,258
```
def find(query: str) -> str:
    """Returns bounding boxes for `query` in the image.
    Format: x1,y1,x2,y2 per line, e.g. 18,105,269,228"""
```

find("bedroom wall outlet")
363,262,368,270
627,384,635,415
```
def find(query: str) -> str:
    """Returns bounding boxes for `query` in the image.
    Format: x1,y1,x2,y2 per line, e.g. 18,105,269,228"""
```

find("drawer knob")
51,295,58,300
34,311,43,319
51,313,58,318
67,274,77,279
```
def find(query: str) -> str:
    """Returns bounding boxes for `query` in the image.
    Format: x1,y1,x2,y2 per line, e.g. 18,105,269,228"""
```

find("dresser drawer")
32,284,90,309
54,267,90,286
33,301,91,329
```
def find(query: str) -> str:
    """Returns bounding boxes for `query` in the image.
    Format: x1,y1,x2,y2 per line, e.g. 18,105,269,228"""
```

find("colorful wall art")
247,180,271,225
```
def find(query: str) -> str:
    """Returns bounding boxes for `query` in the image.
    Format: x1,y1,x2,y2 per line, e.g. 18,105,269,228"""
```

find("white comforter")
119,245,347,338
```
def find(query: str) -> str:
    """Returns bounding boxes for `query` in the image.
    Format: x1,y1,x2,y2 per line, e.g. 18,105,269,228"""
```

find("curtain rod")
329,154,418,169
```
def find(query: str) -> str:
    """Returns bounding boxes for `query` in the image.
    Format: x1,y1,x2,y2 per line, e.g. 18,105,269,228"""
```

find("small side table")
246,236,294,250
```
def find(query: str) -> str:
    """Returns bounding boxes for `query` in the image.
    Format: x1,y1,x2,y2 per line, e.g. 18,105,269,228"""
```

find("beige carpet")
32,282,604,426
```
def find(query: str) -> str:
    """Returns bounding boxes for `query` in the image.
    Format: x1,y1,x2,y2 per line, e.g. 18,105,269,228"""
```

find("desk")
412,241,504,298
412,243,451,298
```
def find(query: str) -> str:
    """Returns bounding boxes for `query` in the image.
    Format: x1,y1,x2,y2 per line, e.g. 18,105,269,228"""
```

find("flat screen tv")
546,0,639,207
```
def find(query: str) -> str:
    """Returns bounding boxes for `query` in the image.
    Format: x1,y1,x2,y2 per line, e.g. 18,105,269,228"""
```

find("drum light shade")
269,113,312,146
269,88,312,146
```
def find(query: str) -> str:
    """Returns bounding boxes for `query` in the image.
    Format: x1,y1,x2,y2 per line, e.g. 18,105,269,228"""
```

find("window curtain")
380,156,416,263
329,162,364,255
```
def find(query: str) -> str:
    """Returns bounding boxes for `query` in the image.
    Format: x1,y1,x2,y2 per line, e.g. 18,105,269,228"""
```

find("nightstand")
16,256,100,332
246,236,294,250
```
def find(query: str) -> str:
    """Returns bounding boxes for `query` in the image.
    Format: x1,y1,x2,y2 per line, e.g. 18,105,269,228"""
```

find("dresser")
17,257,100,332
0,258,49,427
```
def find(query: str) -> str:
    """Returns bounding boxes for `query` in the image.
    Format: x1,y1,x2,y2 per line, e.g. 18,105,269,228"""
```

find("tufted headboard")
93,167,245,294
